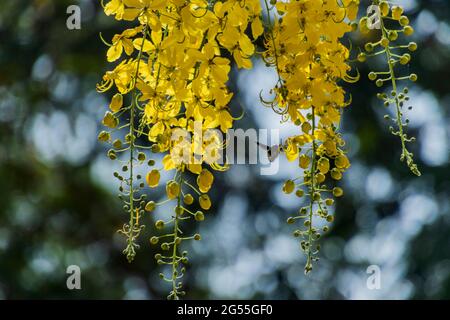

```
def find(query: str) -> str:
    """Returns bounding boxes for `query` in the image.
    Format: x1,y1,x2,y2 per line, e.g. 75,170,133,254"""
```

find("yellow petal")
107,43,123,62
251,18,264,39
132,38,154,52
146,170,160,188
187,164,202,174
109,93,123,113
162,154,176,170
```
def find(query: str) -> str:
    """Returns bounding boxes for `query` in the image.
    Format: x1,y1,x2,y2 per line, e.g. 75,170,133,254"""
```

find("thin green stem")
305,105,316,274
125,23,148,262
380,16,420,176
170,171,183,300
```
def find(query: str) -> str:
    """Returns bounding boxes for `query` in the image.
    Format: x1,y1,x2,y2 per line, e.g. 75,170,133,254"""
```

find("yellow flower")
317,158,330,174
335,154,350,169
146,170,160,188
332,187,344,197
199,194,211,210
183,194,194,205
330,168,343,180
166,180,180,199
299,154,310,169
197,169,214,193
109,93,123,113
102,111,118,128
283,180,295,194
106,27,140,62
285,139,299,162
391,6,403,20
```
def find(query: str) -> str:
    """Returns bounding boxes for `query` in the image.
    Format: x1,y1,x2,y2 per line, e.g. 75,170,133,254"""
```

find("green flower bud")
155,220,165,229
195,211,204,221
97,131,110,142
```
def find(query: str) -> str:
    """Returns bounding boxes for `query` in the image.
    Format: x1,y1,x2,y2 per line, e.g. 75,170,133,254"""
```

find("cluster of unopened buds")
97,0,420,298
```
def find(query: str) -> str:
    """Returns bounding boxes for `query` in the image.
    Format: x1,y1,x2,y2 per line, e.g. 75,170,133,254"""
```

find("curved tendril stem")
263,0,284,93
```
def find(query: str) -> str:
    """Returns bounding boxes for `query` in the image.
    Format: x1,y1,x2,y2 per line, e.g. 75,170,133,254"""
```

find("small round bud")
409,73,418,82
97,131,110,142
368,72,377,81
399,16,410,26
155,220,165,229
107,149,117,160
112,139,122,149
376,79,384,87
364,43,374,52
145,200,156,212
150,236,159,245
408,42,417,52
313,192,321,201
183,193,194,205
137,152,146,161
330,168,342,180
400,53,411,65
195,211,205,222
388,30,398,41
301,122,312,133
283,180,295,194
151,144,160,153
194,234,201,241
357,52,366,62
332,187,344,197
403,25,414,36
295,189,304,198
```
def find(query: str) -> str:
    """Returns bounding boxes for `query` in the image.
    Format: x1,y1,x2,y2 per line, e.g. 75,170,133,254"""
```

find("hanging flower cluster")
97,0,421,298
359,0,420,176
260,0,359,273
97,0,264,299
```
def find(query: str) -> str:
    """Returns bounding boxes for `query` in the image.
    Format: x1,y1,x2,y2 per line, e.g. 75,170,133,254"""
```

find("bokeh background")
0,0,449,299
